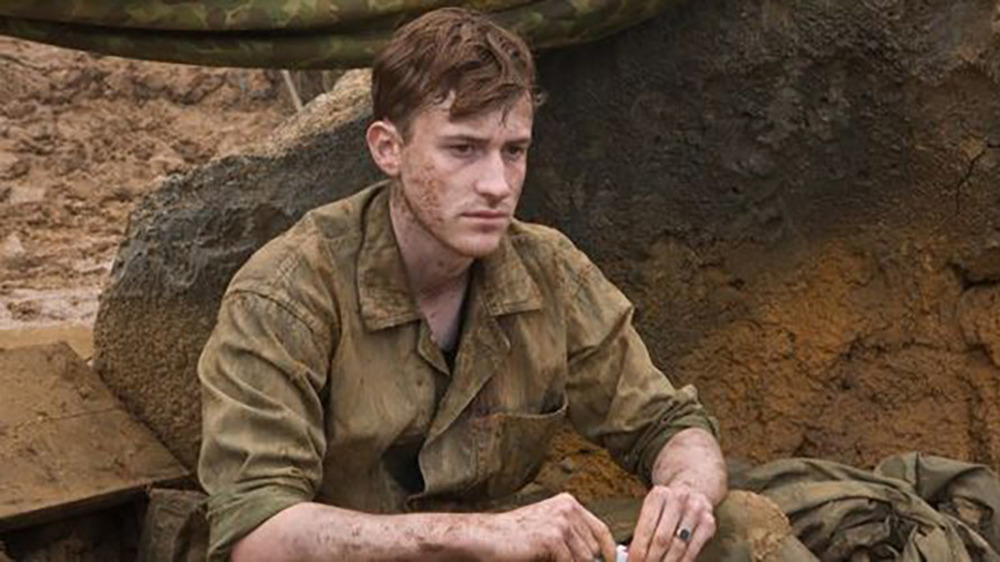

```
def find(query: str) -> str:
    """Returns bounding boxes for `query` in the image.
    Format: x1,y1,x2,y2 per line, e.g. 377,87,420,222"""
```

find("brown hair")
371,8,540,138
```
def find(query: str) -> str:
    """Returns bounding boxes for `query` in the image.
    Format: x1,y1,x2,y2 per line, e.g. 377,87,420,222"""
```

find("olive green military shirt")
198,182,718,560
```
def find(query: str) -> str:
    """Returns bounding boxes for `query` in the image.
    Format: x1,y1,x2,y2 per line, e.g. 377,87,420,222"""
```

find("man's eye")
504,146,527,159
449,144,475,156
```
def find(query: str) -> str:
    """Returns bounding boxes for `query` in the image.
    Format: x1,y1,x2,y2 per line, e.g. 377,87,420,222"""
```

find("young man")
198,8,733,562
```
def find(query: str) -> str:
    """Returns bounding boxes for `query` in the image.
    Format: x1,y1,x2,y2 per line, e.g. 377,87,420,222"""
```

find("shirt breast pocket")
471,392,568,498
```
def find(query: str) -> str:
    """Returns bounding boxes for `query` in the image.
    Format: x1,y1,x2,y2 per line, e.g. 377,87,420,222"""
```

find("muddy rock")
958,286,1000,367
0,153,28,180
97,0,1000,493
0,234,25,263
94,71,378,466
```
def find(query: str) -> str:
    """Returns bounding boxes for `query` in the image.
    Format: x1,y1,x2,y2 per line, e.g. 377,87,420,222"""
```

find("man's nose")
475,151,512,202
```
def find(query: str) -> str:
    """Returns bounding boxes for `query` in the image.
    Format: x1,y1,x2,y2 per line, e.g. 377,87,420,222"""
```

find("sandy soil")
0,37,295,330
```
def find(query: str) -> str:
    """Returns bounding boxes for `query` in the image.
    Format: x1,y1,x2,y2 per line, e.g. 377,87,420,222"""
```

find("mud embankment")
92,0,1000,498
0,37,292,329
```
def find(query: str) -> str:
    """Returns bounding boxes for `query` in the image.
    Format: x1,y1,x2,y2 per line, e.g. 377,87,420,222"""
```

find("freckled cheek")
413,164,447,228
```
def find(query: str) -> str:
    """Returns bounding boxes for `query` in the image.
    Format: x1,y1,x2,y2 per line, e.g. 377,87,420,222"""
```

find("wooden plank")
0,325,93,361
0,343,189,532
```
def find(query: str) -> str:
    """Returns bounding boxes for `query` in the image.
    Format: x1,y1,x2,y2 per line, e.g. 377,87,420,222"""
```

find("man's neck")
389,184,472,300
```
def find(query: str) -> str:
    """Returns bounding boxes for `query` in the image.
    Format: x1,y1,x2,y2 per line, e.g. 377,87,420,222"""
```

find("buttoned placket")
406,265,512,507
353,186,544,510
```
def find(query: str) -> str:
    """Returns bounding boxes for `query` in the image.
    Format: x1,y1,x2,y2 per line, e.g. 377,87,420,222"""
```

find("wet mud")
0,36,293,330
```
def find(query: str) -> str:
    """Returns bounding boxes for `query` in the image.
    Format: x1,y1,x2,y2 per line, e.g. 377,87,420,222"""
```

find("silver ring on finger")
676,526,693,543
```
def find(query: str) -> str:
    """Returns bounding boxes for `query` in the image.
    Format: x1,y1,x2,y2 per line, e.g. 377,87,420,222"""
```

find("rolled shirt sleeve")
560,240,719,486
198,290,334,561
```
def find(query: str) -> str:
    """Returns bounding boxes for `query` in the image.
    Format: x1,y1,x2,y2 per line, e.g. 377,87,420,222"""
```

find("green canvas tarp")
0,0,678,68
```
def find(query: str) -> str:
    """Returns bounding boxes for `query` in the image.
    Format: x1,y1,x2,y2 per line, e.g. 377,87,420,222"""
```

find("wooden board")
0,325,93,361
0,343,188,531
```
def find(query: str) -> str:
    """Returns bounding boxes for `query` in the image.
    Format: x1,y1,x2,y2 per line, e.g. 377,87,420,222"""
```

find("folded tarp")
733,452,1000,561
0,0,680,68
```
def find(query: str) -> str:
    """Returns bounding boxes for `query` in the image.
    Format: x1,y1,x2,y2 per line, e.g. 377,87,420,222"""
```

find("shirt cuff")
623,384,720,487
206,483,311,562
635,414,720,487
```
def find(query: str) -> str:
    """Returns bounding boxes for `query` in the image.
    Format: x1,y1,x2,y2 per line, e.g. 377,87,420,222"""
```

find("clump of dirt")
0,37,294,329
535,425,647,502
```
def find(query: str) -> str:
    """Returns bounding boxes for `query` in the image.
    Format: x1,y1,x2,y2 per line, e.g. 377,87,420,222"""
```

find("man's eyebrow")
439,134,533,144
440,134,490,143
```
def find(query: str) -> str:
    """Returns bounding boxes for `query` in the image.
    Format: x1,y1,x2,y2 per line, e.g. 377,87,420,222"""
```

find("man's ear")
366,120,403,177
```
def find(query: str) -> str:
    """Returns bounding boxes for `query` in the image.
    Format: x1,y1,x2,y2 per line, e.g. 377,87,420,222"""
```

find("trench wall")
95,0,1000,480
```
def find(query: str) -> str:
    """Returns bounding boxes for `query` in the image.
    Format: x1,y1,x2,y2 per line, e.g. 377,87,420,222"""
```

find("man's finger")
662,519,692,562
567,520,598,561
680,512,716,562
628,489,666,561
551,538,575,562
579,504,617,562
646,496,684,562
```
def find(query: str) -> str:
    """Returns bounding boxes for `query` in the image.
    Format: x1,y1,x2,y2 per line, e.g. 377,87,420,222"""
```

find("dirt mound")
0,37,293,329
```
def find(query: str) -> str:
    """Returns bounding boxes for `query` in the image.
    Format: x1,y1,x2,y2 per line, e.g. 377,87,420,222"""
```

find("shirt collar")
357,184,542,332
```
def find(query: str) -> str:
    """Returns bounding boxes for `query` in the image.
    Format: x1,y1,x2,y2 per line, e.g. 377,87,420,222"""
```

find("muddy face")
394,95,534,258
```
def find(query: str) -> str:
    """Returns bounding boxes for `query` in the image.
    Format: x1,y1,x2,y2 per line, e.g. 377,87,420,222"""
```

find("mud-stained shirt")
197,182,718,560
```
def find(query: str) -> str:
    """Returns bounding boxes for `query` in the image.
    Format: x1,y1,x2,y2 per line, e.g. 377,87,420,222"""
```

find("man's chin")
450,235,504,259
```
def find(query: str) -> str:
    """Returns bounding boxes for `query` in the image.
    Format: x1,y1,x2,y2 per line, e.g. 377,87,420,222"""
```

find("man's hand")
626,485,716,562
477,493,618,561
627,428,727,562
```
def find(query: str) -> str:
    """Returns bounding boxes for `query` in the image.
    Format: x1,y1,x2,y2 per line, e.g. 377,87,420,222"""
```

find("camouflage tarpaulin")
0,0,678,68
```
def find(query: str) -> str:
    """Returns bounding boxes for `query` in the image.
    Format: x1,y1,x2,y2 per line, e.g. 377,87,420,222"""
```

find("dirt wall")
521,0,1000,470
95,0,1000,490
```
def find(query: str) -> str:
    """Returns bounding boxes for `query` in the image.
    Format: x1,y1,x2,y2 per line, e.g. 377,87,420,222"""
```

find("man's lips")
463,210,509,220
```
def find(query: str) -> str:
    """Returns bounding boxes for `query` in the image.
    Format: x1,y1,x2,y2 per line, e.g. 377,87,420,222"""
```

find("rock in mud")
94,71,378,466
